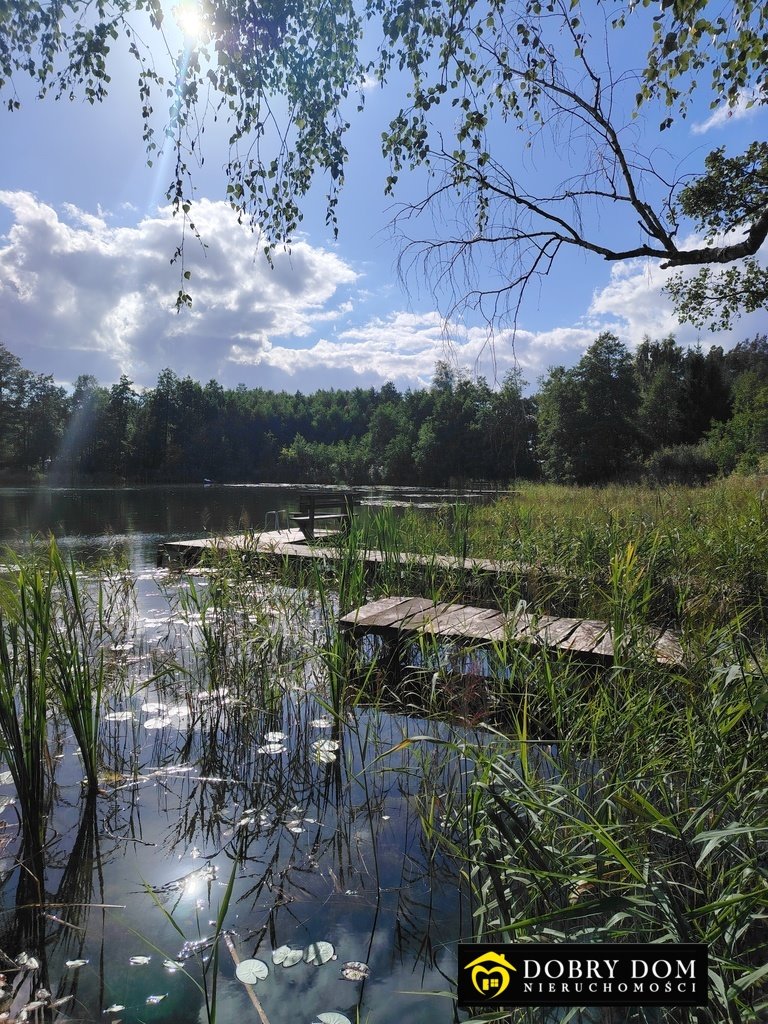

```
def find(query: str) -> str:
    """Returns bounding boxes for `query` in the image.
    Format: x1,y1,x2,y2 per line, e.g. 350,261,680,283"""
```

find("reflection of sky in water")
0,563,482,1023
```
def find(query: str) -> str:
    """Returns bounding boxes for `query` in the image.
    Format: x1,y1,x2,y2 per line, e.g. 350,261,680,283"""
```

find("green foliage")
668,260,768,333
707,372,768,474
537,333,639,484
2,0,766,324
464,645,768,1022
645,443,717,486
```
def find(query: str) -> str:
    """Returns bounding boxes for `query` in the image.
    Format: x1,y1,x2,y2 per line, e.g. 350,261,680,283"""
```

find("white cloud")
0,191,358,388
692,90,762,134
4,190,766,398
587,242,768,348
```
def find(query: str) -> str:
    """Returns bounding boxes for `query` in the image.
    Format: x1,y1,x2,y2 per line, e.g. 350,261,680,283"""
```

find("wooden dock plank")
339,596,435,635
557,619,614,657
418,604,506,641
338,596,680,666
159,532,683,667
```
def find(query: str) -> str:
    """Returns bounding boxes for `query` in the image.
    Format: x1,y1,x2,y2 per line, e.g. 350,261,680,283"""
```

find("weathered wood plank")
418,604,506,641
339,596,434,634
337,596,681,666
557,619,614,657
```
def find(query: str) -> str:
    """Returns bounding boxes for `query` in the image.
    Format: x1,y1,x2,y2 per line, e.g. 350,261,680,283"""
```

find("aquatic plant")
457,628,768,1023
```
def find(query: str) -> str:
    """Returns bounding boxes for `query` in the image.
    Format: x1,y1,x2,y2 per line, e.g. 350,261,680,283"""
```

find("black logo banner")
457,943,708,1007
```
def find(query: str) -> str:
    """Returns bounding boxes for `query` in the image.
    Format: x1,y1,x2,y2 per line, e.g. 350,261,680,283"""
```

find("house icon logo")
464,950,517,998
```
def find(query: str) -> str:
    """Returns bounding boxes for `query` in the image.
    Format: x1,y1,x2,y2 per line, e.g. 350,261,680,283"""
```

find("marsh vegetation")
0,479,765,1023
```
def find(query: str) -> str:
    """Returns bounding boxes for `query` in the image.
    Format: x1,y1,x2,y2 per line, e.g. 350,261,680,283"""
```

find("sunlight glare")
173,2,205,41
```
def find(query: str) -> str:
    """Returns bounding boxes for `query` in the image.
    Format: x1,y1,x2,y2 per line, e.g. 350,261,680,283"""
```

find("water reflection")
0,483,503,572
0,563,474,1023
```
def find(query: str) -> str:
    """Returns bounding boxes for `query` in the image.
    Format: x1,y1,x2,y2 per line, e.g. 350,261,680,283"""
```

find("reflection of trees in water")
0,795,107,1019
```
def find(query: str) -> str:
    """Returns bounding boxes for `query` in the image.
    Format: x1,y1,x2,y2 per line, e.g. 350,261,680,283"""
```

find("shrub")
645,443,718,485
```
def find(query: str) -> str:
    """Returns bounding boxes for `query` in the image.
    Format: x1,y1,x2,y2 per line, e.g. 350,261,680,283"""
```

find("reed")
0,554,52,851
454,624,768,1023
47,545,106,794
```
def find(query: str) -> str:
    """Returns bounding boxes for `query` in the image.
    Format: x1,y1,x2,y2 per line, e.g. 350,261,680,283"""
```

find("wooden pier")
158,528,523,576
339,595,683,666
158,530,683,665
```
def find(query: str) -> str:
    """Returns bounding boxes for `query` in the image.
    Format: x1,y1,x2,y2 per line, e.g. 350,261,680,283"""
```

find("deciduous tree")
1,0,765,323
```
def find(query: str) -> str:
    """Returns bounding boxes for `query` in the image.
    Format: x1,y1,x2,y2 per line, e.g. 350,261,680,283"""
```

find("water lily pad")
258,742,287,755
340,961,370,981
144,716,172,730
264,731,287,742
105,710,134,722
272,945,293,965
129,955,151,965
65,959,89,969
163,959,184,971
146,993,168,1004
104,1005,125,1013
314,1014,352,1024
280,948,304,968
312,739,339,763
304,940,335,966
309,717,332,729
235,958,269,984
312,739,339,753
0,770,14,785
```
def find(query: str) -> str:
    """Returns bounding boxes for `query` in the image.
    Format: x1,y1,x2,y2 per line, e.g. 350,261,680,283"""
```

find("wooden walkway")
158,528,523,576
339,596,683,666
159,531,683,665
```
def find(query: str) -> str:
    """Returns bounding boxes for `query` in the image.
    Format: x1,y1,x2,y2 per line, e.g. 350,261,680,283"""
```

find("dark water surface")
0,487,485,1023
0,483,498,570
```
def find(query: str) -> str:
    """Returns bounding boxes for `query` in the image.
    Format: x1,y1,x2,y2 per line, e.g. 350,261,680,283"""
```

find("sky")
1,1,767,396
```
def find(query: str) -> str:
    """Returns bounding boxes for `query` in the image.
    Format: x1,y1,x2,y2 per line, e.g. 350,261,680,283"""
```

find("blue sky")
1,1,767,395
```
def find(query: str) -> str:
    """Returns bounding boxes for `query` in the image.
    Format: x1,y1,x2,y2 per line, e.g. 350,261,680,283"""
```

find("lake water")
0,486,489,1023
0,483,499,570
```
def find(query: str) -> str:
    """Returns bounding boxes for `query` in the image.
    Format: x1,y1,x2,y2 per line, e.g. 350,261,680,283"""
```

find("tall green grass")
0,541,125,809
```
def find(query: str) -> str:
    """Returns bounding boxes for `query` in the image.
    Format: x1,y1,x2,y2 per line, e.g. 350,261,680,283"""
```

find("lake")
0,483,500,570
0,485,490,1023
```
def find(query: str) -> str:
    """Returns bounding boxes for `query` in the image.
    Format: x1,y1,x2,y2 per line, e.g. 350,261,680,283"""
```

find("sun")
173,2,205,42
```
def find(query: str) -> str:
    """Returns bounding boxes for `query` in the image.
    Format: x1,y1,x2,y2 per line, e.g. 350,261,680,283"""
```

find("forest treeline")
2,332,768,487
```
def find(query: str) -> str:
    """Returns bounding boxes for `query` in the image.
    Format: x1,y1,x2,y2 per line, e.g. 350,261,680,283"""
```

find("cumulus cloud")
4,190,765,397
0,191,358,388
587,244,768,349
